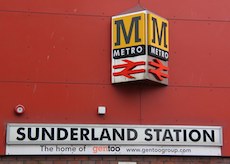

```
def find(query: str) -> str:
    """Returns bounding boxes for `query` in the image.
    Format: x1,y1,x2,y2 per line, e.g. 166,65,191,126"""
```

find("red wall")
0,0,230,156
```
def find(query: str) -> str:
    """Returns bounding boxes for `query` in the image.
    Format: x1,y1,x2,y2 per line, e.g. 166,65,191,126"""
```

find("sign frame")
7,123,223,146
6,123,223,156
111,10,170,85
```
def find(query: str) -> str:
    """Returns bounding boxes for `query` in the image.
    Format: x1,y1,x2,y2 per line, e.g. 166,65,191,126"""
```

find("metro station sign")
6,124,222,156
112,10,169,85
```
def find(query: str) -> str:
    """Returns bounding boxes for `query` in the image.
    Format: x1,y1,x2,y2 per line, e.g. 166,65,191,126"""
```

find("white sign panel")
6,145,221,156
6,124,222,156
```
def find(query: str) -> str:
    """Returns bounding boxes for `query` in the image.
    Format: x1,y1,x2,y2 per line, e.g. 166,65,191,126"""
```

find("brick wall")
0,156,230,164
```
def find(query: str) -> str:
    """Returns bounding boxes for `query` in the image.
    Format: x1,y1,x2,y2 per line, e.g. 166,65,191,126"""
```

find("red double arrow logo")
113,59,169,81
149,59,169,81
113,60,145,78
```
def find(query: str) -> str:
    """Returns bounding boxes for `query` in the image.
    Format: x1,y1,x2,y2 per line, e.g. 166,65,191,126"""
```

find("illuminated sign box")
112,10,169,85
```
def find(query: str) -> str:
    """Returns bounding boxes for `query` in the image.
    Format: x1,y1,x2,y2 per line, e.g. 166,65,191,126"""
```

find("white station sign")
6,124,222,156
